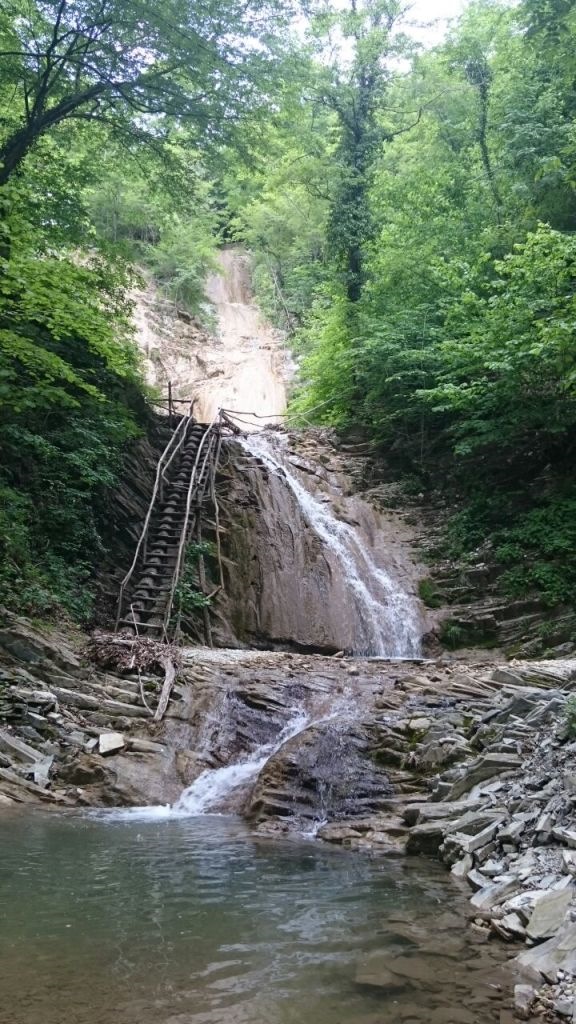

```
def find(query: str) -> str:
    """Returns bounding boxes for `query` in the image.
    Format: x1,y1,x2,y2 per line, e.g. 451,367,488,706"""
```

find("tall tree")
315,0,413,301
0,0,292,186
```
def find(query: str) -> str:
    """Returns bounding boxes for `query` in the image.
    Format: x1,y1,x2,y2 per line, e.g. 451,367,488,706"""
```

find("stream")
0,812,509,1024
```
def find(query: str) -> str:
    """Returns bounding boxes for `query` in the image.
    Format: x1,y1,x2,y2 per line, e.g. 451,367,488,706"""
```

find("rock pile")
0,611,170,806
385,662,576,1022
278,657,576,1021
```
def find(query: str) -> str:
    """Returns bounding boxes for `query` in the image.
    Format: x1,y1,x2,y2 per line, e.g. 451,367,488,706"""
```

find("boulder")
402,800,481,827
408,717,431,732
451,854,473,878
405,820,446,856
57,759,108,786
444,752,522,801
514,984,536,1020
553,828,576,850
553,997,576,1018
515,922,576,983
0,728,44,764
504,890,548,923
444,819,505,858
470,877,524,912
496,912,526,939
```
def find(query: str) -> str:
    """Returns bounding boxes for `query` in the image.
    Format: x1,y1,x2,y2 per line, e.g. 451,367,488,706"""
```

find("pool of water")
0,812,510,1024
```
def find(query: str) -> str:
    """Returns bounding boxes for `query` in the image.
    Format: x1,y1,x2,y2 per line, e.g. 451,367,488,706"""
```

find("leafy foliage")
2,0,576,623
0,0,295,185
280,0,576,608
0,205,148,619
0,0,299,622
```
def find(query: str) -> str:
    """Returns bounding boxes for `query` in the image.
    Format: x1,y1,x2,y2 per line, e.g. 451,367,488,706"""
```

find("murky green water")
0,812,509,1024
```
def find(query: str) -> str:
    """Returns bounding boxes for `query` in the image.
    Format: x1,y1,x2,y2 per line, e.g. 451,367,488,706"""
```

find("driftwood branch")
87,632,181,720
154,657,177,722
210,434,225,591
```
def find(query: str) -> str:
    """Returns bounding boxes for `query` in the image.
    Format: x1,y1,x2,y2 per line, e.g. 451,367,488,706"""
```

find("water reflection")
0,813,509,1024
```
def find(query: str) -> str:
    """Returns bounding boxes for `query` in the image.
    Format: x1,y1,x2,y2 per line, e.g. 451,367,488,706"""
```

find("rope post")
168,380,173,427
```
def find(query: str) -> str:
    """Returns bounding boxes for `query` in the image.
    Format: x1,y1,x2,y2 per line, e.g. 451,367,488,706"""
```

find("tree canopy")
0,0,294,184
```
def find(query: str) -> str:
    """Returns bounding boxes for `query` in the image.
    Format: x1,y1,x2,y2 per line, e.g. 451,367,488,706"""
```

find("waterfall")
240,432,422,658
173,710,309,814
94,712,311,821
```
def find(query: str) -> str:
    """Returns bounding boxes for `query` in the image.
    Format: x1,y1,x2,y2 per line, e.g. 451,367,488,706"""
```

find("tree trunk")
0,83,107,185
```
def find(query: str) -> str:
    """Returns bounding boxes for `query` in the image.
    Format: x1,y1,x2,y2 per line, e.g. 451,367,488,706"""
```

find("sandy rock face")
132,247,293,428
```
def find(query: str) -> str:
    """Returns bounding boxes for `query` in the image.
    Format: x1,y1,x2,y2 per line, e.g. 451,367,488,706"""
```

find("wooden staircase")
115,412,225,642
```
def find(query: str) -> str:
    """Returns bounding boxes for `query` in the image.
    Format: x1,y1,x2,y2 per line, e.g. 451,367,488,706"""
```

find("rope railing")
114,389,314,639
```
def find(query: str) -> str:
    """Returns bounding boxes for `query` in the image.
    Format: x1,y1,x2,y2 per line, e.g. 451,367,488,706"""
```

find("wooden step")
118,619,164,631
131,583,172,593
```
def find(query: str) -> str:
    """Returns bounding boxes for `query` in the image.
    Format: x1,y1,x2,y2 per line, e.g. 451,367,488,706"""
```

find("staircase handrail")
114,406,194,630
161,410,224,639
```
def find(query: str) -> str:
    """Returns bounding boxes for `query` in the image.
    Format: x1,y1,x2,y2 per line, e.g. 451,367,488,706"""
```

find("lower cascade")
173,709,310,815
126,427,426,821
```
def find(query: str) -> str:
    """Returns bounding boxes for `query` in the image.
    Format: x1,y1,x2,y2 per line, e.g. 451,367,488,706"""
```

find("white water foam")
96,710,311,823
241,433,421,658
173,710,309,814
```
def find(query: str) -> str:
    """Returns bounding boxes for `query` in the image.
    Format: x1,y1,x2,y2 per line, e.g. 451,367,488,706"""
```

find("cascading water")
126,252,424,825
149,433,422,823
240,432,422,659
173,710,309,814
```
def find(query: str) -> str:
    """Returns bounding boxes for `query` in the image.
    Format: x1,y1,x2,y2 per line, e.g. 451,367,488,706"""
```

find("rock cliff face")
132,247,293,426
212,428,429,656
128,246,429,658
93,419,171,624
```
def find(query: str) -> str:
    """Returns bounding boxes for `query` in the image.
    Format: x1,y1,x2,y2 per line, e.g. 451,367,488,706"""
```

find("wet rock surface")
213,428,429,655
0,608,188,807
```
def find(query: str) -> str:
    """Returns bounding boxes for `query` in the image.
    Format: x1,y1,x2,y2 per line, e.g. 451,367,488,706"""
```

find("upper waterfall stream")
240,432,423,659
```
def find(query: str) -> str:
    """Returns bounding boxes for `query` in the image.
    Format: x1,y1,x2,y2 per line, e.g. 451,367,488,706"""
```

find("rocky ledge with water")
3,611,576,1019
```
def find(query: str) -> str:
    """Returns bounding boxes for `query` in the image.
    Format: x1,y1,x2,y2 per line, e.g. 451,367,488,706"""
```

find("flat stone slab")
355,952,409,990
405,820,446,855
126,738,166,754
0,728,44,764
526,888,573,941
516,922,576,983
98,732,125,756
447,753,523,801
470,877,524,911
